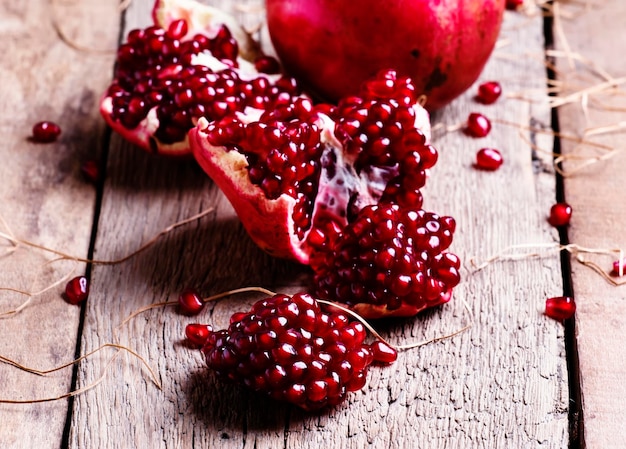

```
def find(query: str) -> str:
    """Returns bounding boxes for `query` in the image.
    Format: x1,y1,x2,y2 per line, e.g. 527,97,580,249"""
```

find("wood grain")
556,1,626,447
67,2,570,448
0,0,118,448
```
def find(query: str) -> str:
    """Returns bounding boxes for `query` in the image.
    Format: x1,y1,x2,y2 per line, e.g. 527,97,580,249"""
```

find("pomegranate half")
266,0,505,110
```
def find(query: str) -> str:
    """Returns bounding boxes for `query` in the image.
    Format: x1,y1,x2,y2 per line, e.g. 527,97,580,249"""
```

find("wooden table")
2,1,625,447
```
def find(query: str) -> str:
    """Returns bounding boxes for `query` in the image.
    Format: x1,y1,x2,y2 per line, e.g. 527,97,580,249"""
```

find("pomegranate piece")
190,70,433,266
32,121,61,143
185,323,212,347
475,148,503,171
101,9,301,156
548,202,572,227
266,0,505,110
476,81,502,104
611,259,626,276
506,0,524,10
80,160,100,183
64,276,89,305
464,113,492,138
202,292,382,410
370,341,398,365
545,296,576,321
314,203,460,318
178,289,205,315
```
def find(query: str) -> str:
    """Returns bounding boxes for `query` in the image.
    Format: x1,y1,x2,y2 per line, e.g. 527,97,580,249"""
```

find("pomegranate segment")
202,292,380,410
190,70,433,265
314,204,460,318
101,18,302,156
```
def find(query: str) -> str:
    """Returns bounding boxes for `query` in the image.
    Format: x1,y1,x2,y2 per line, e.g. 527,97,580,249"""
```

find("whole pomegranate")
266,0,505,110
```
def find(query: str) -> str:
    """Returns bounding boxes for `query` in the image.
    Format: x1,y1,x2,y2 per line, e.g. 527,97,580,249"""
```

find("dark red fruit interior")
32,121,61,143
202,292,380,410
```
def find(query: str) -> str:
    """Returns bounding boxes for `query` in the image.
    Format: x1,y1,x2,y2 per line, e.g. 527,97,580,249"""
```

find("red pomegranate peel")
0,342,160,404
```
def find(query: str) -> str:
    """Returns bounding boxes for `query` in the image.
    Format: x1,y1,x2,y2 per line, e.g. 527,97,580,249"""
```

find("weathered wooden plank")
556,1,626,446
69,2,569,448
0,0,119,448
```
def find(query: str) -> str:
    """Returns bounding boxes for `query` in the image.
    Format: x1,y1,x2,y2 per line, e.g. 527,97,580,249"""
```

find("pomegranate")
265,0,505,110
101,1,302,156
64,276,89,305
32,121,61,143
545,296,576,321
189,70,433,266
548,202,572,227
475,148,503,171
201,292,392,410
476,81,502,104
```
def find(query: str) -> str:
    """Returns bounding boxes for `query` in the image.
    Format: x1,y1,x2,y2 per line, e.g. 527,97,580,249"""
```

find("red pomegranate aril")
506,0,524,10
370,340,398,365
80,160,100,183
32,121,61,143
185,323,212,348
166,19,188,40
476,81,502,104
611,259,626,276
548,202,572,227
254,56,281,74
465,112,491,137
545,296,576,321
64,276,89,305
178,289,204,315
475,148,503,171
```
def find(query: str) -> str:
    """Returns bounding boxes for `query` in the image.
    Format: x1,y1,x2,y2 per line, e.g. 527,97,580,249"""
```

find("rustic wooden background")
1,0,624,447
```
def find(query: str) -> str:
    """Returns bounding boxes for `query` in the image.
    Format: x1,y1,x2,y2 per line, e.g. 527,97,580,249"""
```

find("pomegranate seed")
506,0,524,10
548,202,572,227
465,113,491,137
476,81,502,104
80,160,100,183
370,341,398,365
185,323,212,348
475,148,503,171
178,289,204,315
254,56,281,74
545,296,576,321
32,121,61,143
611,259,626,276
64,276,89,305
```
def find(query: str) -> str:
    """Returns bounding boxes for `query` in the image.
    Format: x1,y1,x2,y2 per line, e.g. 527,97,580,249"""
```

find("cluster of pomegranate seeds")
106,19,301,146
476,81,502,104
475,148,503,171
545,296,576,321
548,202,572,227
178,288,205,315
314,204,460,317
202,292,393,410
64,276,89,305
32,121,61,143
464,112,492,138
185,323,212,348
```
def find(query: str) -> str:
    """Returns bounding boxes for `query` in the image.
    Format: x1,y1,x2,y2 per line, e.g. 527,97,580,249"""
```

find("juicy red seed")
166,19,188,40
545,296,576,321
548,202,572,227
475,148,503,171
506,0,524,10
80,160,100,183
185,323,212,348
465,113,491,137
178,289,204,315
611,259,626,276
32,121,61,143
64,276,89,305
370,341,398,365
254,56,281,74
476,81,502,104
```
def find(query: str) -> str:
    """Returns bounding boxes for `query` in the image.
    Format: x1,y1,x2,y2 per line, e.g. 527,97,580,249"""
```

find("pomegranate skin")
266,0,505,110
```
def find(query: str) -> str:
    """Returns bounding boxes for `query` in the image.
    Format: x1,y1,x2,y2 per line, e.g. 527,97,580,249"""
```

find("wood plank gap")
543,5,584,447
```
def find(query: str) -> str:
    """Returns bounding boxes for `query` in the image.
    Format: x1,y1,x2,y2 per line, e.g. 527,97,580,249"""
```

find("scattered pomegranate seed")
370,341,398,365
185,323,212,348
476,81,502,104
545,296,576,321
64,276,89,305
548,202,572,227
32,121,61,143
254,55,281,74
506,0,524,10
178,289,204,315
611,258,626,276
80,160,100,183
464,112,491,137
475,148,503,171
